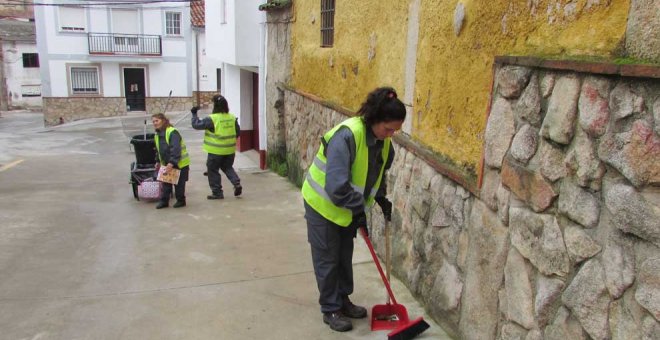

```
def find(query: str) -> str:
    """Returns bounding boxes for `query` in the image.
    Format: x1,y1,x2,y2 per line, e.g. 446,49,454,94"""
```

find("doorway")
216,68,222,92
124,68,145,111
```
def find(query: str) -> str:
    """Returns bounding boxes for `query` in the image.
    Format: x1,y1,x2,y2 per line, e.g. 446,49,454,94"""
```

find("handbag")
138,179,162,201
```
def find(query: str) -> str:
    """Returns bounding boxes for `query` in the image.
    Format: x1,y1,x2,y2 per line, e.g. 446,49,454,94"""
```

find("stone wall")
192,91,217,110
43,97,125,126
43,96,196,126
283,89,349,186
264,9,293,163
282,63,660,339
146,96,194,115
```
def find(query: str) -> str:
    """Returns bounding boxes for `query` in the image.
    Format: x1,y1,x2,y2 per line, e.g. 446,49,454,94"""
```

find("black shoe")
233,185,242,197
173,200,186,208
341,297,367,319
322,312,352,332
155,201,168,209
207,193,224,200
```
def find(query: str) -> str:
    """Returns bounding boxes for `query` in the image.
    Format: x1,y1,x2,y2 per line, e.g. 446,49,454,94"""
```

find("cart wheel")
130,162,139,200
132,181,139,200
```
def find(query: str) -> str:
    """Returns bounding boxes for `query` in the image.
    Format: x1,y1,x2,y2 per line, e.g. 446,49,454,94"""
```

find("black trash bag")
130,133,158,165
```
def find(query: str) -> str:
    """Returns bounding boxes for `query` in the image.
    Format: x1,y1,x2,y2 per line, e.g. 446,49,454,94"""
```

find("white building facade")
35,1,195,125
205,0,266,161
189,0,223,110
0,19,41,110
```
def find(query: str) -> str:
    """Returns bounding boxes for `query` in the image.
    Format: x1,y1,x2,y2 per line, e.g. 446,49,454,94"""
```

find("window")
320,0,335,47
22,53,39,68
59,6,86,32
70,67,99,94
165,12,181,35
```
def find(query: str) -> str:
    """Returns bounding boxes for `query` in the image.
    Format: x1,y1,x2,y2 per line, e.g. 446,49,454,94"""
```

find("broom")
360,224,430,340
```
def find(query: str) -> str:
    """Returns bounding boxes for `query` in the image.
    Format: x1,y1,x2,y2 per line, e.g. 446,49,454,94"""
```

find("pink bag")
138,180,162,201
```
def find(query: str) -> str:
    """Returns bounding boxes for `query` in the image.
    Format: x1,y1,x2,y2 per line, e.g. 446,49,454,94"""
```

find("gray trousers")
305,202,356,313
160,166,189,203
207,153,240,195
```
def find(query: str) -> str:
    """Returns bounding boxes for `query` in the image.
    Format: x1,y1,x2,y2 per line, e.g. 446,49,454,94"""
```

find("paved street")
0,112,449,339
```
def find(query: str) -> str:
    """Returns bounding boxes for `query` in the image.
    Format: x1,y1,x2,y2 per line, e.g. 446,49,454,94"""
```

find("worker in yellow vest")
191,94,242,199
152,113,190,209
301,87,404,332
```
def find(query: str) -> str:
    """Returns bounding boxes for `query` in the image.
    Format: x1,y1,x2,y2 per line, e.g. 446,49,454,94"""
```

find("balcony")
88,33,162,56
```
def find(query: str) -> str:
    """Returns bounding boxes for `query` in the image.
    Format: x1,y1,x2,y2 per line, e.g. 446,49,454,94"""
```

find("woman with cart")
152,113,190,209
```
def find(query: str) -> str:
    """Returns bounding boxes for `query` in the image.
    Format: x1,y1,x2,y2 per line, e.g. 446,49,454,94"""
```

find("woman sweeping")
302,87,404,332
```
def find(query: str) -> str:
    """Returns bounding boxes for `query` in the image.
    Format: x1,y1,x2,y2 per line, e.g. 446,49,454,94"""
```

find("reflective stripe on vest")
154,126,190,168
301,116,391,227
203,113,237,155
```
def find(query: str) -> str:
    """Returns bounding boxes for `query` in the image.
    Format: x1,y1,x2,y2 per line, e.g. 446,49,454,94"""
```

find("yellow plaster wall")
291,1,409,111
291,0,630,176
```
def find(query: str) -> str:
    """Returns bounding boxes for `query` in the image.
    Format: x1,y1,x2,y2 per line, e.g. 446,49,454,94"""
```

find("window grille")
320,0,335,47
22,53,39,68
166,12,181,35
71,67,99,94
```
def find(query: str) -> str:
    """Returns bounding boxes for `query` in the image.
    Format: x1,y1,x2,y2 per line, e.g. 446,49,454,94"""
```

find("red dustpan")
361,225,430,340
359,227,410,330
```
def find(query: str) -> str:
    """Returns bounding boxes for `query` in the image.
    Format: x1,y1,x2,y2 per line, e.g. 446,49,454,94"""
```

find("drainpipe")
195,29,201,107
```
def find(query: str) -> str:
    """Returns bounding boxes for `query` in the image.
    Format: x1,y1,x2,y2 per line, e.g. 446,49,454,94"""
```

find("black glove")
375,197,393,221
352,211,368,236
191,106,199,115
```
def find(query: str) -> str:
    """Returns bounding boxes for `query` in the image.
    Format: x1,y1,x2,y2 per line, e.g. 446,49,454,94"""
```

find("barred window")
165,12,181,35
22,53,39,68
70,67,99,94
320,0,335,47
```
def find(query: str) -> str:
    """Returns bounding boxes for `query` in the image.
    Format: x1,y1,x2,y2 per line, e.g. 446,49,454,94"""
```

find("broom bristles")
387,317,430,340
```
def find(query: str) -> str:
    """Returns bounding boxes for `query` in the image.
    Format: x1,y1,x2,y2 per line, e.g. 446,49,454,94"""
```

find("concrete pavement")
0,112,450,339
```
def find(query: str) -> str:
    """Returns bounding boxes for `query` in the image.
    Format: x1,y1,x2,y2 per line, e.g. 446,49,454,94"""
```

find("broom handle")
359,227,398,305
385,219,391,304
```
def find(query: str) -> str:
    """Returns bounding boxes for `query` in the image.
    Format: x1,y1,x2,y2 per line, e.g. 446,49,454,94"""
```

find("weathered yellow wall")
291,1,409,111
291,0,630,176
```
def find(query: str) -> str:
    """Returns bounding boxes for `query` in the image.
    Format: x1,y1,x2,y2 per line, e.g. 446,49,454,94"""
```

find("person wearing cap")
190,94,242,199
301,87,402,332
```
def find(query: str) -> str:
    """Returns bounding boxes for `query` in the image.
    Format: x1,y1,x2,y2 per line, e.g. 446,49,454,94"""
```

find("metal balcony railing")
88,33,162,56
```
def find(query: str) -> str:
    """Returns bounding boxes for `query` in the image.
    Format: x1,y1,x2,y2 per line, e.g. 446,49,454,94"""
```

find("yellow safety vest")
203,113,237,155
302,116,391,227
155,126,190,168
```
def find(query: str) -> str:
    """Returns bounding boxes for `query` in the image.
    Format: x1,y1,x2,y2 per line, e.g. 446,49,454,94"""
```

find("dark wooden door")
124,68,145,111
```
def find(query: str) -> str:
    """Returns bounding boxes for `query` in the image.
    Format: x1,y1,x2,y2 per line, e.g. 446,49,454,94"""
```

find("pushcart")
129,133,158,200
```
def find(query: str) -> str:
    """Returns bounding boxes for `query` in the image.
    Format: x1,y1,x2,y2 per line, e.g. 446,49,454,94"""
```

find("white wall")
46,60,71,97
235,0,264,66
149,62,189,96
2,42,42,107
102,63,121,97
239,69,253,130
223,64,241,120
206,0,264,67
205,0,236,65
194,31,222,92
